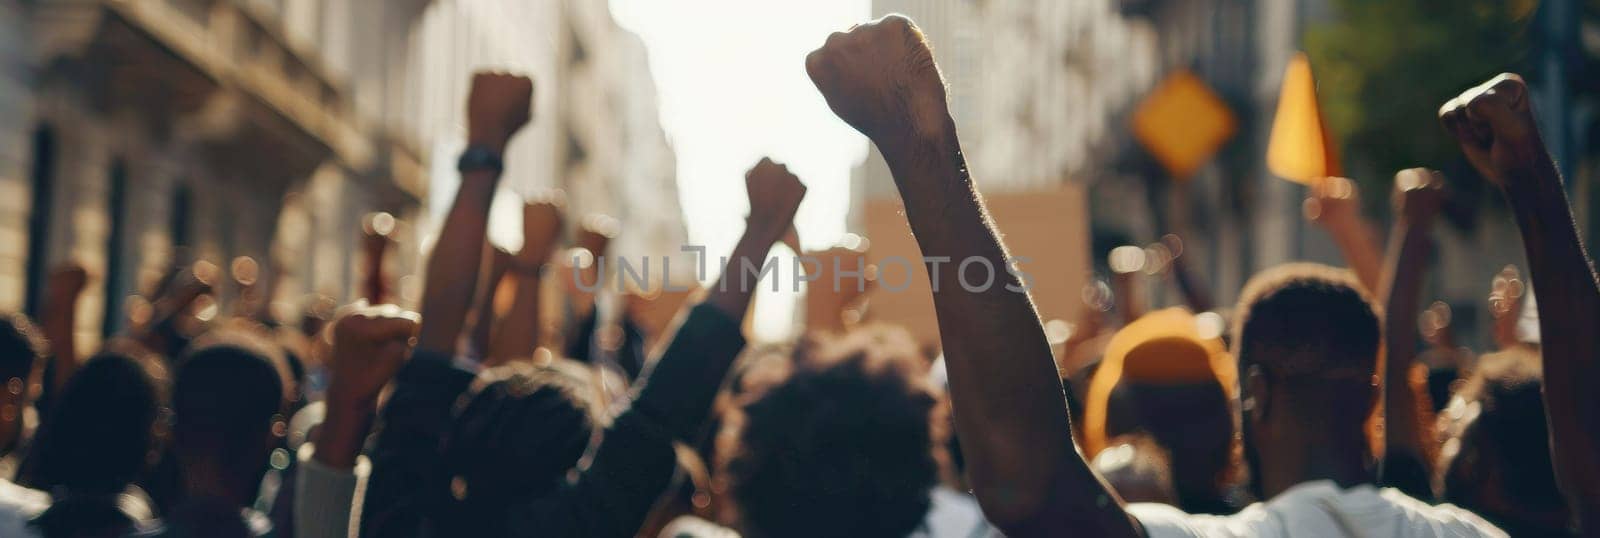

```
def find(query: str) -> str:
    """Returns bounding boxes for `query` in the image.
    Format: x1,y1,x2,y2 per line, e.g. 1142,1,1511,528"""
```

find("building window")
171,184,193,250
103,160,129,337
24,126,56,318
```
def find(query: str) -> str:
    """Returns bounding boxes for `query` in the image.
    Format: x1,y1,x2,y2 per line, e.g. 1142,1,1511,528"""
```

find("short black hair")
1234,263,1380,382
725,325,941,538
0,312,47,382
1439,347,1567,534
24,352,165,493
438,359,600,534
171,335,285,494
23,352,165,538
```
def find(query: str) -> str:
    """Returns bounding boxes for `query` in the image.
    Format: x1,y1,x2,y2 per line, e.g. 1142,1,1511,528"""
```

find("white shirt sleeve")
294,444,371,538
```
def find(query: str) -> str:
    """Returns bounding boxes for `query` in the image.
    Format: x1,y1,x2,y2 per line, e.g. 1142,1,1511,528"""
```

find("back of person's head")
171,332,285,503
434,358,601,535
1234,264,1380,423
25,352,165,538
724,324,942,538
0,312,45,387
1438,348,1568,535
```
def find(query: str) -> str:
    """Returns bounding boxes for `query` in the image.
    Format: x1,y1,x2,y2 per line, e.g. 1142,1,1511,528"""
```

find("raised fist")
1439,74,1542,186
325,302,419,411
520,191,566,267
1301,176,1360,225
744,158,807,244
466,72,535,154
807,15,950,143
1393,168,1445,225
576,214,619,258
46,262,89,299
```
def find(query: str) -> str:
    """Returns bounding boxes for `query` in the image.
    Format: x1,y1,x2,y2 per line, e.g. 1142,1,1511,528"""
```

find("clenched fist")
1301,176,1360,225
325,302,420,412
807,15,951,144
1393,168,1445,225
1439,74,1543,187
744,158,807,244
520,191,566,267
467,72,535,154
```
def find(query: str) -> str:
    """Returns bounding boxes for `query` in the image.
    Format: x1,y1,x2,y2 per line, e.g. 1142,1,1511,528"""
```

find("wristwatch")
457,146,504,174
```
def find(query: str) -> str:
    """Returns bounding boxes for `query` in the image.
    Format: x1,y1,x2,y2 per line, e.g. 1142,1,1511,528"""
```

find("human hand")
1393,168,1446,225
1439,74,1545,188
466,72,534,155
743,158,807,245
519,191,566,267
1302,176,1360,226
807,15,951,145
324,302,419,413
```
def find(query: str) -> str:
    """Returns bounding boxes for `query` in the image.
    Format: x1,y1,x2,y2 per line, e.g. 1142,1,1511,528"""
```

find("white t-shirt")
0,478,50,538
1129,480,1505,538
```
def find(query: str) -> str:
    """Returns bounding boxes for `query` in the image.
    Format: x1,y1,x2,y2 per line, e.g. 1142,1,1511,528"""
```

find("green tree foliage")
1304,0,1534,193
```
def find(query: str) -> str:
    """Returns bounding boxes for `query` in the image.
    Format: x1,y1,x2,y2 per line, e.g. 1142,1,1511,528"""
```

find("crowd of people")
0,13,1596,538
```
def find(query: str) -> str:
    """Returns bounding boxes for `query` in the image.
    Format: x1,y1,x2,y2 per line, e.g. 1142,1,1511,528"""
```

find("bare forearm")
1380,221,1436,472
40,295,78,391
1326,217,1385,293
467,249,509,360
1502,158,1600,517
706,228,776,322
488,273,542,365
416,171,498,355
880,127,1133,536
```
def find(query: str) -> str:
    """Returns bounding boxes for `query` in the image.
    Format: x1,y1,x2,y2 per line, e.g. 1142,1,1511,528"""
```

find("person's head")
24,352,166,538
1436,347,1568,535
722,325,943,538
1085,308,1238,513
170,333,286,506
433,358,602,536
1233,264,1380,496
0,312,46,451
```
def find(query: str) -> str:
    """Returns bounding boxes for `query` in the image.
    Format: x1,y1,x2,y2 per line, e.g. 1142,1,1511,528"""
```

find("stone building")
0,0,681,352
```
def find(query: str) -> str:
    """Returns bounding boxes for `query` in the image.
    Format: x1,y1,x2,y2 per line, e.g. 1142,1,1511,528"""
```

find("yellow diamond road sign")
1132,70,1238,180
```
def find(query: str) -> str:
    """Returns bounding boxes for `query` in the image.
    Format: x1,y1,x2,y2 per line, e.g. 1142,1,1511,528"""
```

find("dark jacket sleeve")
506,303,747,538
359,351,478,538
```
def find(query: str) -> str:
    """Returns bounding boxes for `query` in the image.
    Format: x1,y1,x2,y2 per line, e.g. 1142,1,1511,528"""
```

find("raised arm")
414,73,532,356
301,302,418,538
1304,176,1385,293
1377,168,1445,499
465,246,512,361
487,195,565,366
808,17,1137,537
507,159,804,538
1441,73,1600,528
629,159,800,429
40,263,87,393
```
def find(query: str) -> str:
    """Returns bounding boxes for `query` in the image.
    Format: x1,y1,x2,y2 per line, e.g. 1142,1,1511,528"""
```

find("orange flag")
1267,52,1341,183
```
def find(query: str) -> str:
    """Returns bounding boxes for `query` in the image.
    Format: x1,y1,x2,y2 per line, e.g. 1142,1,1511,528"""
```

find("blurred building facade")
0,0,681,351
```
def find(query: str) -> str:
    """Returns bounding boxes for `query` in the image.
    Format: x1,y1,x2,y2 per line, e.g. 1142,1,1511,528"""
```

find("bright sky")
610,0,872,339
609,0,870,252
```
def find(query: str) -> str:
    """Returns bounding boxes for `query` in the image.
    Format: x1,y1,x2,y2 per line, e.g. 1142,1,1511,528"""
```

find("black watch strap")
457,146,504,174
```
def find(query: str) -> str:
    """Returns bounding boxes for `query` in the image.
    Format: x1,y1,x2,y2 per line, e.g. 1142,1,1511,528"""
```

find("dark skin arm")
315,303,419,470
414,73,532,356
487,195,564,366
1442,73,1600,529
1305,176,1385,293
40,263,87,392
466,246,512,361
808,16,1138,537
1378,169,1445,494
706,159,806,321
